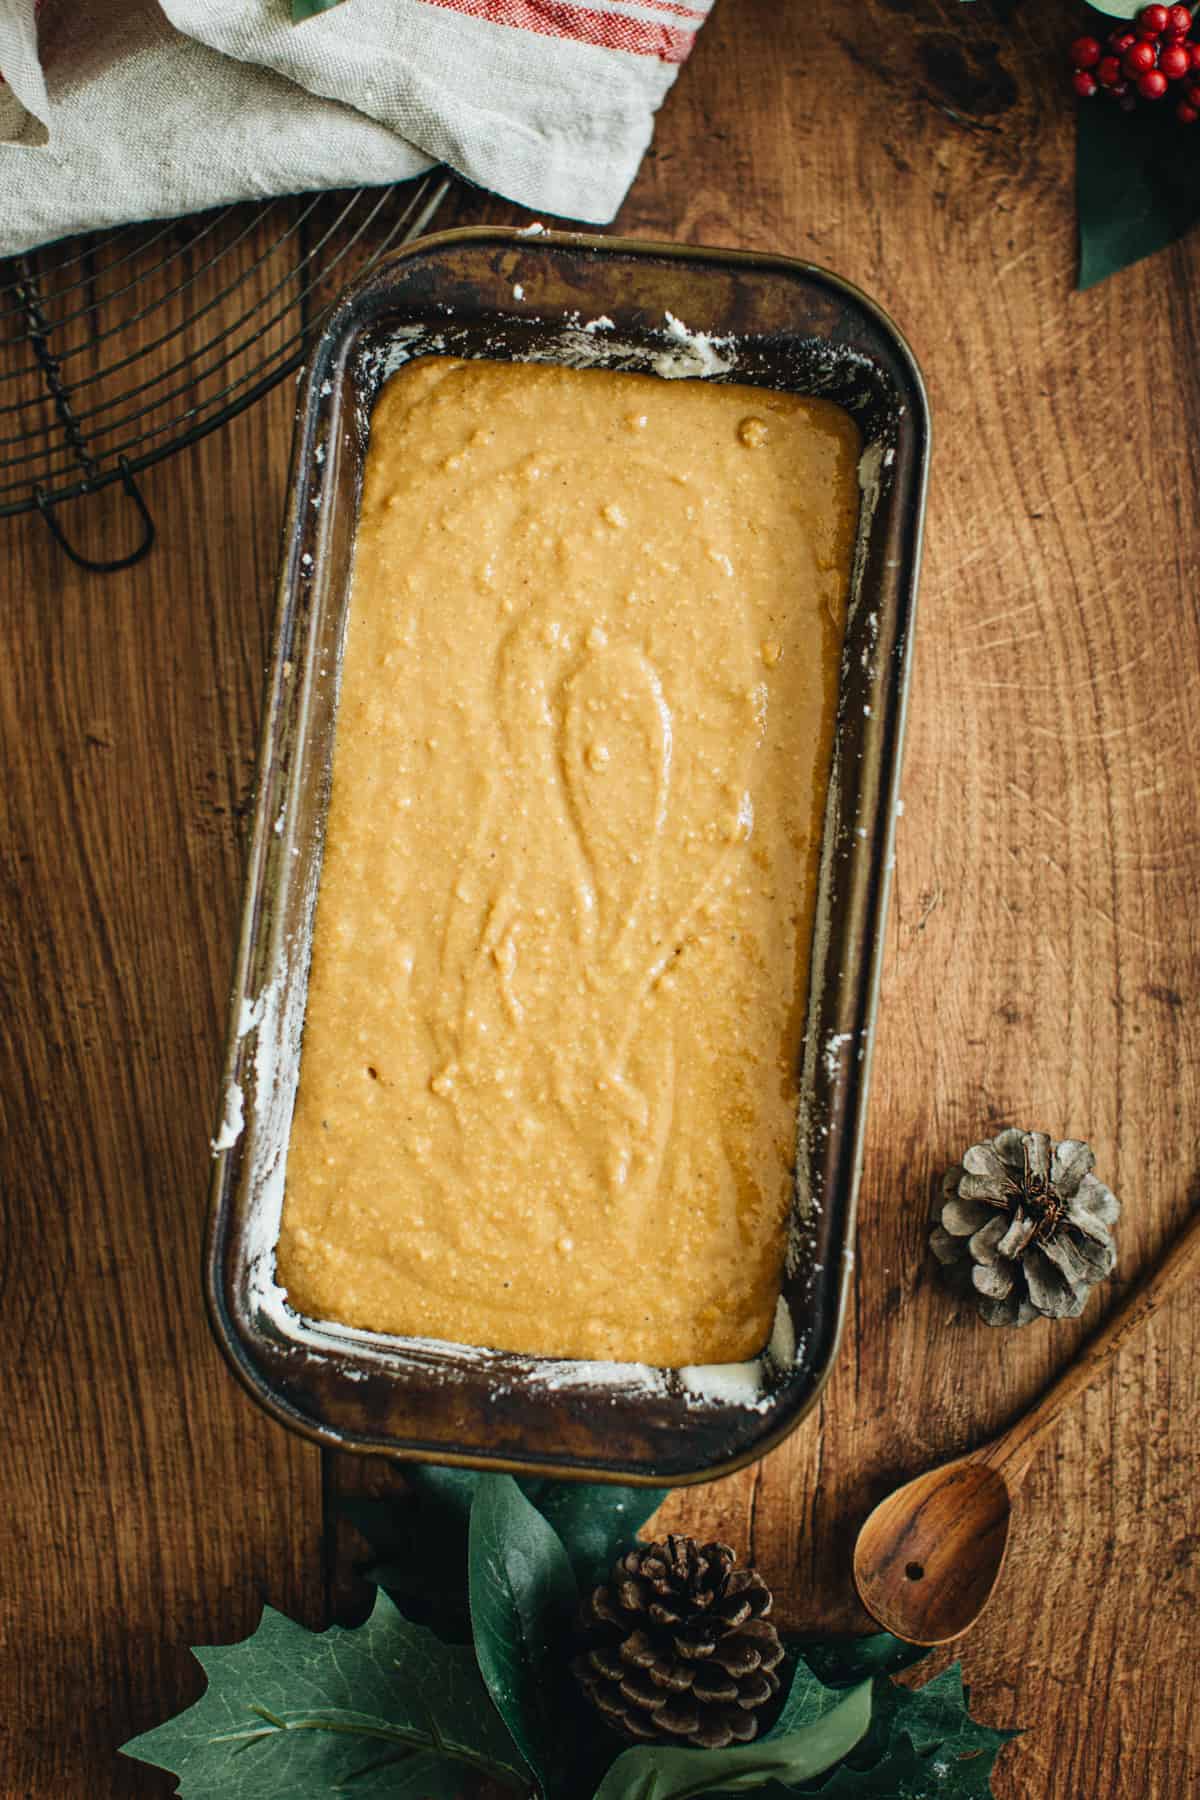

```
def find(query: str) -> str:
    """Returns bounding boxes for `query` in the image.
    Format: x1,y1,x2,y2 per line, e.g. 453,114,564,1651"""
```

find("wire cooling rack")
0,173,450,571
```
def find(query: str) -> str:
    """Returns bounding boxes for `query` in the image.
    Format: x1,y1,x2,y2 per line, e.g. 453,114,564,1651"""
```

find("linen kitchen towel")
0,0,714,257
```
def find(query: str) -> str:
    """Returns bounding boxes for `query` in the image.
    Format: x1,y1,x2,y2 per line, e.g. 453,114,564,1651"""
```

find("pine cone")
573,1536,784,1751
931,1128,1120,1327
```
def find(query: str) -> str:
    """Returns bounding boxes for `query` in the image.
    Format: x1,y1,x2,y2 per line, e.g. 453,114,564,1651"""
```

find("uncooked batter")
277,356,859,1364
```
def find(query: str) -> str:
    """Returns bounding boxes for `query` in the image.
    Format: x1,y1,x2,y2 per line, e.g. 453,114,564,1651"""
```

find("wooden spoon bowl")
854,1459,1010,1646
853,1205,1200,1646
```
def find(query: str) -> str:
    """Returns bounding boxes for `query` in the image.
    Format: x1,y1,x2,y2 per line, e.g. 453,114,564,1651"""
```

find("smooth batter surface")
277,357,859,1364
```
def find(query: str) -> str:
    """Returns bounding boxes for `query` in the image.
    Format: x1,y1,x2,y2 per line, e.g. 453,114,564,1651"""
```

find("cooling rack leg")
34,456,156,573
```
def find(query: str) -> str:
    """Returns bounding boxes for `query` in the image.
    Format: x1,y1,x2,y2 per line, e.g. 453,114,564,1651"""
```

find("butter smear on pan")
276,357,859,1366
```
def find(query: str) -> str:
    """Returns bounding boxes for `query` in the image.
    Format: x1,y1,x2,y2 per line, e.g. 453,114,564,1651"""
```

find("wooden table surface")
4,3,1198,1795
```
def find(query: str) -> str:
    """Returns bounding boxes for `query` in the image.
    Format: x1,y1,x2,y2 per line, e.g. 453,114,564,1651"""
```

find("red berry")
1160,41,1190,74
1070,34,1103,67
1189,42,1200,66
1165,4,1192,34
1138,66,1170,94
1073,68,1100,96
1109,29,1138,51
1123,38,1158,74
1140,2,1170,27
1178,99,1199,118
1185,79,1200,100
1097,54,1124,85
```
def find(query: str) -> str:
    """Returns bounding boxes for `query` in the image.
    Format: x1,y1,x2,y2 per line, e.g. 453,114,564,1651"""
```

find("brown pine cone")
572,1536,784,1751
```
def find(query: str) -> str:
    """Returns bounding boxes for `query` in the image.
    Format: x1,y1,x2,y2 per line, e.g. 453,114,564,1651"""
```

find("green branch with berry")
1068,3,1200,283
1071,3,1199,113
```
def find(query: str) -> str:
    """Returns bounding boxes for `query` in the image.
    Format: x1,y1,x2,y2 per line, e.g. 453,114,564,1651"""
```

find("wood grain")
853,1208,1200,1646
0,218,325,1796
647,7,1200,1799
4,2,1200,1796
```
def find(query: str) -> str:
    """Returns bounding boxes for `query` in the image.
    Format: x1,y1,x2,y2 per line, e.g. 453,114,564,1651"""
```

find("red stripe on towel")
416,0,697,62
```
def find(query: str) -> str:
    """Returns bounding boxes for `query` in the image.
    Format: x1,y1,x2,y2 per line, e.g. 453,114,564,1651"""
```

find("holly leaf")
120,1590,530,1798
469,1475,580,1797
811,1731,990,1797
791,1660,1019,1797
591,1681,872,1800
763,1654,854,1736
1077,90,1200,286
882,1664,1019,1764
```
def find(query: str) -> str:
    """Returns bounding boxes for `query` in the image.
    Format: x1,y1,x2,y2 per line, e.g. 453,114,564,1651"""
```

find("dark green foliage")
122,1477,1020,1800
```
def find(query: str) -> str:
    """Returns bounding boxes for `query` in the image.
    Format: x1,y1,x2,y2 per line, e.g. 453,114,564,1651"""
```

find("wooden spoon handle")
985,1206,1200,1483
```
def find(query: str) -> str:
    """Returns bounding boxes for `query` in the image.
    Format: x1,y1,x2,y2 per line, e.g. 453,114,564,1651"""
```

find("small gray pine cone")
572,1536,784,1751
931,1128,1119,1327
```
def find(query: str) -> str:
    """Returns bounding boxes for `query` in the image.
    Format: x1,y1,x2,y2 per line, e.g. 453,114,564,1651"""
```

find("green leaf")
348,1472,663,1642
812,1731,976,1797
414,1465,484,1523
763,1656,852,1737
292,0,347,20
519,1480,667,1588
469,1475,580,1797
1077,90,1200,287
120,1591,530,1798
798,1661,1019,1798
592,1681,872,1800
334,1751,469,1798
345,1471,480,1643
882,1664,1018,1763
812,1718,1012,1798
789,1633,930,1690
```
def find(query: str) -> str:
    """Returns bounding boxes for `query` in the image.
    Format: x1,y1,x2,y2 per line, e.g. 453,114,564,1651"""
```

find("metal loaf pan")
205,227,929,1485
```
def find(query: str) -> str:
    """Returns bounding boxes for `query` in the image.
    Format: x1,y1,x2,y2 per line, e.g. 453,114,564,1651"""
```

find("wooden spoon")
853,1207,1200,1645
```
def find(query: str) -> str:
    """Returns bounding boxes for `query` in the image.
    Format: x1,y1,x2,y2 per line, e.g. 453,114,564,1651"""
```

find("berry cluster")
1070,4,1200,121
